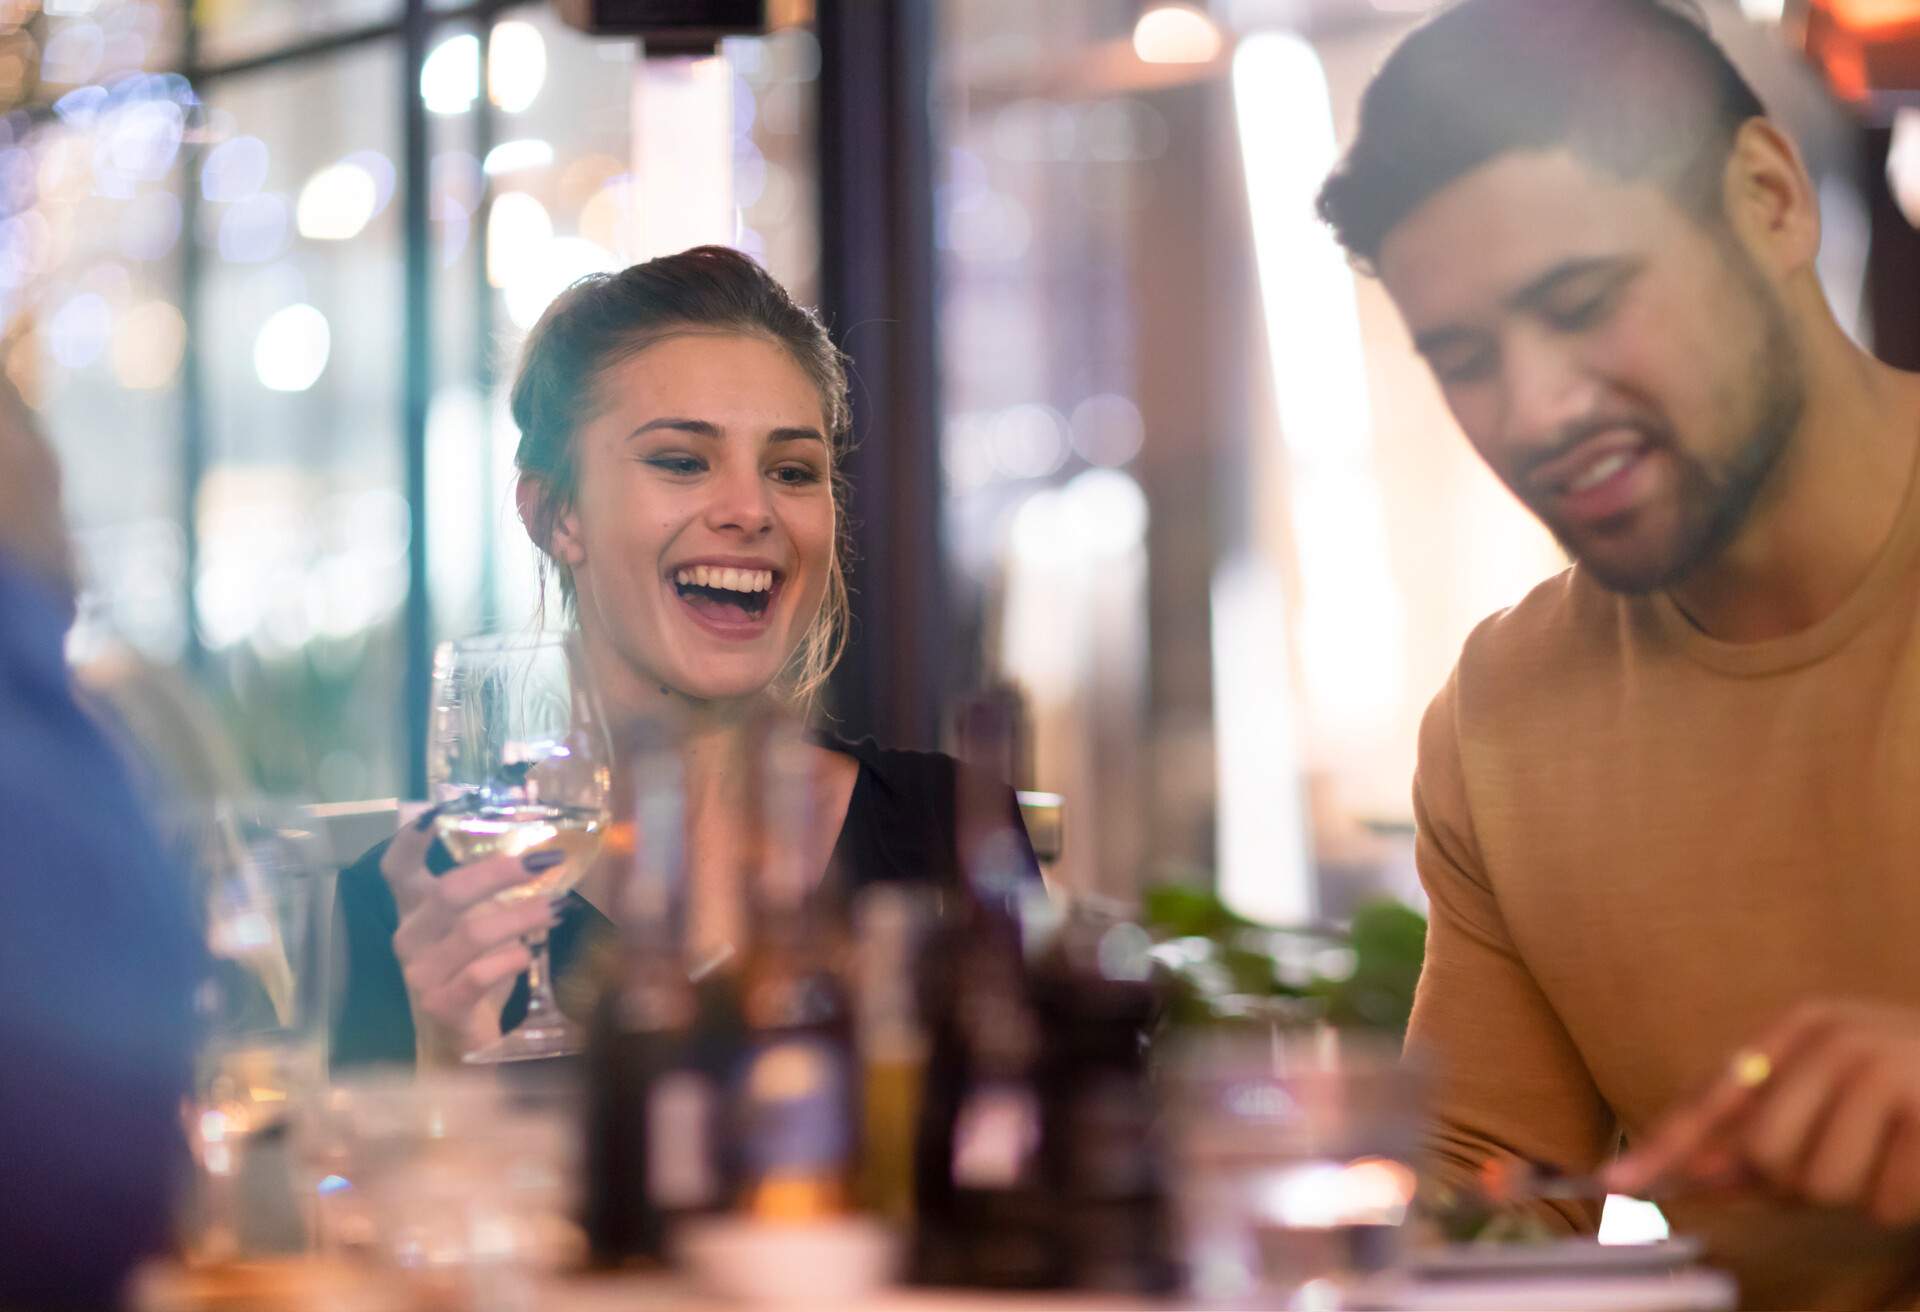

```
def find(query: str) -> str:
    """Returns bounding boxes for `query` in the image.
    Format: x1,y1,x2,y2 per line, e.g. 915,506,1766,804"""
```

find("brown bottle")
911,696,1064,1289
731,720,857,1222
584,726,732,1265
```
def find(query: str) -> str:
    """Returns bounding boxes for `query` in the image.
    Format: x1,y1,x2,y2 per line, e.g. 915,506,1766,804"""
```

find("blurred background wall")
15,0,1918,921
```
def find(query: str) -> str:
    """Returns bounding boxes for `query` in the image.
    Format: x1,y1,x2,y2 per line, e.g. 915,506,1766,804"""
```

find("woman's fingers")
378,804,446,911
416,940,534,1036
398,892,555,998
390,854,545,958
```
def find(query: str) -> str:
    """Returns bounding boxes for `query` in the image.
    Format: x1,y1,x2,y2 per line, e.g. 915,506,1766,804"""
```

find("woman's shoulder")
813,732,1039,891
814,732,961,805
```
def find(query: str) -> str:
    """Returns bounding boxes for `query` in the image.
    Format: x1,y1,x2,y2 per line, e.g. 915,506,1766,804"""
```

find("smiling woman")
509,248,852,710
332,247,1041,1070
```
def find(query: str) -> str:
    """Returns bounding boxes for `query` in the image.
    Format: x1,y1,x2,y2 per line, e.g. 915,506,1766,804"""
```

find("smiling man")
1317,1,1920,1307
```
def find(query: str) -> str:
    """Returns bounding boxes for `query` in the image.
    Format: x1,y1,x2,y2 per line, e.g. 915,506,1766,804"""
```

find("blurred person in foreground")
0,376,200,1305
1319,1,1920,1306
333,247,1038,1070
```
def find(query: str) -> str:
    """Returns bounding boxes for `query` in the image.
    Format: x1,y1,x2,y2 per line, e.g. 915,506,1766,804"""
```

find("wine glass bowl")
428,633,613,1064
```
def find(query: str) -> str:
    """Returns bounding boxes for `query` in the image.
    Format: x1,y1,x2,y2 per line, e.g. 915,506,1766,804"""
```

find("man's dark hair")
1317,0,1768,270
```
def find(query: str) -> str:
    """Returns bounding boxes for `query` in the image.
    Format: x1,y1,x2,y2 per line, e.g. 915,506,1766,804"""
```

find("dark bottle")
851,883,931,1228
1034,898,1176,1293
911,697,1064,1289
732,720,858,1223
584,729,732,1266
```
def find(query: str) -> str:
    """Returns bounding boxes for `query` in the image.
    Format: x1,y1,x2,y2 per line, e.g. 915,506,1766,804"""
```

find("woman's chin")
659,658,790,707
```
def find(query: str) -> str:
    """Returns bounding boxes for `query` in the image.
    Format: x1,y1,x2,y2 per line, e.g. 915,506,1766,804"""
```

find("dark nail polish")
523,850,565,873
412,803,445,833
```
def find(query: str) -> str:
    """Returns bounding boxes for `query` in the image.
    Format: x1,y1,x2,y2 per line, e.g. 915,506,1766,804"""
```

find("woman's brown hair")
509,246,852,705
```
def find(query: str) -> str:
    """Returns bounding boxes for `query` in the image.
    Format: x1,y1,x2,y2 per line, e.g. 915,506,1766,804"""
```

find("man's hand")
1608,1000,1920,1225
0,377,74,601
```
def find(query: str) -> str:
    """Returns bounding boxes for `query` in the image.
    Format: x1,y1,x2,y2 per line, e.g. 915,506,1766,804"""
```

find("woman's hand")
1608,1000,1920,1225
379,813,557,1066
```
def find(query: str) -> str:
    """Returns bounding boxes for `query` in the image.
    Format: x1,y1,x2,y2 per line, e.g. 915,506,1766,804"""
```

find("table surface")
138,1263,1737,1312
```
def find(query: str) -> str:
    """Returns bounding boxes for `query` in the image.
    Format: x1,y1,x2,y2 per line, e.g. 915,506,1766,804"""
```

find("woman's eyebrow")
768,426,826,445
628,417,721,440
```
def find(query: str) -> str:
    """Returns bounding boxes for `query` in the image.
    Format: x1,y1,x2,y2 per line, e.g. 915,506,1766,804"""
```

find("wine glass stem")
523,923,562,1028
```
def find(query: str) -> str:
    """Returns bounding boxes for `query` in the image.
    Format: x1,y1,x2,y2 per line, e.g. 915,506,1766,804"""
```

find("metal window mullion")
403,0,434,797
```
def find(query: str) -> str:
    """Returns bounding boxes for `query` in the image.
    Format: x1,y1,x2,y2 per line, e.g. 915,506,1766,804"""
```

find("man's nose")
1495,327,1599,457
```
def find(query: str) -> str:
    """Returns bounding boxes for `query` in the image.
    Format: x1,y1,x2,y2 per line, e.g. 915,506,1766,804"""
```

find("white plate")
1406,1237,1704,1278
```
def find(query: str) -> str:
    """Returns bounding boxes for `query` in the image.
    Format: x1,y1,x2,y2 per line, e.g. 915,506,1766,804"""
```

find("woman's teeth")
1566,451,1635,494
673,566,774,593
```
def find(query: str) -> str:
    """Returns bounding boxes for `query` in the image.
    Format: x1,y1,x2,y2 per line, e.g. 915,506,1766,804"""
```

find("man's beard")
1542,270,1805,596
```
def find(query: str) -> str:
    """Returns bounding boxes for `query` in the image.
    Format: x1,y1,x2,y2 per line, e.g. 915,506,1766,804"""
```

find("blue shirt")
0,556,201,1306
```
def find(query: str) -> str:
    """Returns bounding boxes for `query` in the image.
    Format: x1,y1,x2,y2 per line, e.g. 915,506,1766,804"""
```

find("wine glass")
428,633,612,1063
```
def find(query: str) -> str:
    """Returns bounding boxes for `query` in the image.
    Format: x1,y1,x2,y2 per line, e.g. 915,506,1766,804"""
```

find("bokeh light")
253,303,331,392
201,134,269,203
48,289,110,368
1132,4,1223,65
218,191,291,263
485,189,550,288
482,138,553,177
487,19,547,114
1069,394,1146,468
297,160,378,241
421,33,479,116
502,235,617,332
111,299,185,390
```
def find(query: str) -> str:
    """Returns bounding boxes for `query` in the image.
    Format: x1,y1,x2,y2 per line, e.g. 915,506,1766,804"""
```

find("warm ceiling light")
1820,0,1920,34
1133,4,1223,65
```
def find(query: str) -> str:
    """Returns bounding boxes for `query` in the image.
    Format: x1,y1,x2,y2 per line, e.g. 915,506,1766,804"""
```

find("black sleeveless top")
330,736,1036,1071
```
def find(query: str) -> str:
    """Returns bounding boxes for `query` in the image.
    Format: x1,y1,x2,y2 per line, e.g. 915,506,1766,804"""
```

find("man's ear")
1721,118,1820,278
515,474,586,568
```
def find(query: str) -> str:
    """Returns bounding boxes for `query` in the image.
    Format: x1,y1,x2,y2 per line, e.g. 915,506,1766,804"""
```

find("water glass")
171,801,336,1261
1160,1026,1426,1309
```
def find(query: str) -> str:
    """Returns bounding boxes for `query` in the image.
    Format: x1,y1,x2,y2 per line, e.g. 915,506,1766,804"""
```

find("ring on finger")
1729,1048,1773,1089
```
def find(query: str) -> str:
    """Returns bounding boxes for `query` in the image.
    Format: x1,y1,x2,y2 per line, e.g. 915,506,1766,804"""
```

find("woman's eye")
771,464,824,486
646,455,704,476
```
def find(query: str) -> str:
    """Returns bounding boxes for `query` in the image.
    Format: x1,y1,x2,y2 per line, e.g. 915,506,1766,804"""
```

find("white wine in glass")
428,633,612,1063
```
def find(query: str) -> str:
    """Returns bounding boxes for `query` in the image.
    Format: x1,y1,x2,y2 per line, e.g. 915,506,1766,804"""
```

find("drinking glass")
174,801,336,1261
1160,1026,1426,1309
428,633,612,1063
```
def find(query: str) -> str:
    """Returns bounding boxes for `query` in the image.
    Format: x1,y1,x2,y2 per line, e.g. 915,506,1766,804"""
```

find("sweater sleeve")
1407,669,1617,1233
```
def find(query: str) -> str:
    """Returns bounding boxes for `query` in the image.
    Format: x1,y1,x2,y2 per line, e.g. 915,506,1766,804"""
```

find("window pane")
23,2,186,102
196,42,405,803
17,73,192,663
196,0,398,67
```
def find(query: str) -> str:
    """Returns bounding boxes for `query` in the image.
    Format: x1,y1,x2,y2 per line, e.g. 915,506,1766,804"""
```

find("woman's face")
544,330,836,710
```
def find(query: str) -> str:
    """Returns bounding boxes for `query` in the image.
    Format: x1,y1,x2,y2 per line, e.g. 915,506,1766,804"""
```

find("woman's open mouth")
669,565,779,639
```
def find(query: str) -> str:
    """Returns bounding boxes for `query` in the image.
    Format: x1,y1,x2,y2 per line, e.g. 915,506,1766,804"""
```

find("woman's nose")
702,463,774,536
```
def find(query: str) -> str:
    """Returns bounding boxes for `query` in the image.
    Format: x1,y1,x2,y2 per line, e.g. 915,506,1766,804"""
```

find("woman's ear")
516,474,586,568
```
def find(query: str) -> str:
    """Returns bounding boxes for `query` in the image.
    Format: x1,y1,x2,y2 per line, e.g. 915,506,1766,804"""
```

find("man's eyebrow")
1411,256,1641,360
1505,256,1639,312
1412,325,1482,360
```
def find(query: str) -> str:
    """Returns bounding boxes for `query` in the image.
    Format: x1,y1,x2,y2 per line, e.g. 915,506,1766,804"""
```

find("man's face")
1378,149,1804,594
